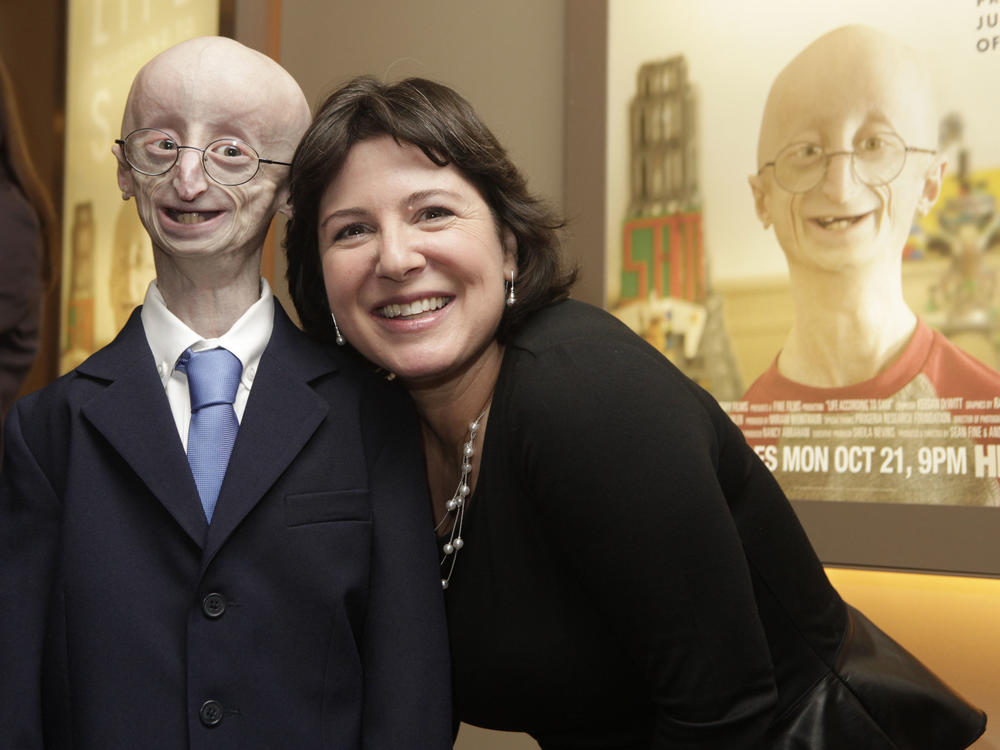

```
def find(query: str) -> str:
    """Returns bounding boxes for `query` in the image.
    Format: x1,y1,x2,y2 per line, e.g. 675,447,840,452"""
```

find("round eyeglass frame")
757,132,937,194
114,127,292,187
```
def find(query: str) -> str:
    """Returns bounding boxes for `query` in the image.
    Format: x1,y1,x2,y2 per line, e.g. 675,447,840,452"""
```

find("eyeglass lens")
122,129,260,185
774,134,907,193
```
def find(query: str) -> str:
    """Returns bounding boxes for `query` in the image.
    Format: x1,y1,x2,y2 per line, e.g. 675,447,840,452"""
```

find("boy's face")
113,39,306,267
749,27,944,276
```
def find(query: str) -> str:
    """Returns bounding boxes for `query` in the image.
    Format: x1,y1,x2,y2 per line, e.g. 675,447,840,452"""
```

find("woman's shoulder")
505,299,724,427
512,299,705,392
513,299,651,355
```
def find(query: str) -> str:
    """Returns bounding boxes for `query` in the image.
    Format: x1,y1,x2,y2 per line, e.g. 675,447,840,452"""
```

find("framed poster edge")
792,499,1000,578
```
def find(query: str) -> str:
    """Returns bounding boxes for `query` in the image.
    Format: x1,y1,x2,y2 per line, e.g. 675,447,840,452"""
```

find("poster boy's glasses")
759,132,936,194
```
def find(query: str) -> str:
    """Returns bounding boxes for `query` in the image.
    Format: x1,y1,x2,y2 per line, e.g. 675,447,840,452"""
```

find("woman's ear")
502,227,518,276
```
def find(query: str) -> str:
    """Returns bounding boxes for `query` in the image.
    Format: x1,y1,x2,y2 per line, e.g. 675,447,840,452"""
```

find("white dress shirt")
140,278,274,451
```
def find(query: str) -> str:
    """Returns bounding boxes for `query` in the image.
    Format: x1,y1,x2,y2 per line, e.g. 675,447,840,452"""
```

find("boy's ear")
114,141,134,199
918,156,947,216
276,183,293,219
748,173,772,229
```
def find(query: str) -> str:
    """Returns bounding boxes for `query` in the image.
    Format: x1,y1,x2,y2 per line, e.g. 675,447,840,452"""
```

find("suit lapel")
79,310,208,547
202,304,338,564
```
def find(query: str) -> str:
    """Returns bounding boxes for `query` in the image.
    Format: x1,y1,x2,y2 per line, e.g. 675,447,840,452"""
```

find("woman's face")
317,135,516,388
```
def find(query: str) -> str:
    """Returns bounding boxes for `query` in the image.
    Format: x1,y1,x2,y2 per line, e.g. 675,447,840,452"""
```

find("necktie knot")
178,348,242,410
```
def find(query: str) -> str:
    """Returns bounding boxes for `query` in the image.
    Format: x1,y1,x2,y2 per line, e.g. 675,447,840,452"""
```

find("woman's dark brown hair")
0,55,58,287
285,76,575,345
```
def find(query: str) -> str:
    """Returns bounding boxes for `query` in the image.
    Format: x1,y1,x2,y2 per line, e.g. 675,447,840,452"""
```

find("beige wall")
279,0,565,210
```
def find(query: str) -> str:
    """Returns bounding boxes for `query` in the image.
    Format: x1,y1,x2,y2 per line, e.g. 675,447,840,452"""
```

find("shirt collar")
141,278,275,386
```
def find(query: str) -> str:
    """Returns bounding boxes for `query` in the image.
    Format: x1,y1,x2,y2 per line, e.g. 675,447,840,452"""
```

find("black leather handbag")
767,605,987,749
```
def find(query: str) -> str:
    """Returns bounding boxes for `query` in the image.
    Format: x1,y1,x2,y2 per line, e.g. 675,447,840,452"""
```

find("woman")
0,54,56,439
285,76,985,749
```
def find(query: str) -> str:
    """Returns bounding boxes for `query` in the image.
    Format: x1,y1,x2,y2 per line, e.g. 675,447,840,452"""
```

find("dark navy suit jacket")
0,302,452,749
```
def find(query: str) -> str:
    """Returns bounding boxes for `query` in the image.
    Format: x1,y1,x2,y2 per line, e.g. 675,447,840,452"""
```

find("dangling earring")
506,270,516,307
330,312,346,346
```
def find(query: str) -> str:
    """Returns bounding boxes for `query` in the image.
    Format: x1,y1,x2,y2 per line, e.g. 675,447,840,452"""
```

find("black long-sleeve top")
445,300,846,749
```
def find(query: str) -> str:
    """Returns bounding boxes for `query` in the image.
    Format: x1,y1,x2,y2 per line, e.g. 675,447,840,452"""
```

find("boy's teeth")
817,214,864,230
169,209,214,224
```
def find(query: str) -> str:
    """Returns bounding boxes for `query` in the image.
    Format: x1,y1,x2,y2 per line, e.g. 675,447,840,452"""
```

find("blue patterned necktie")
176,347,242,522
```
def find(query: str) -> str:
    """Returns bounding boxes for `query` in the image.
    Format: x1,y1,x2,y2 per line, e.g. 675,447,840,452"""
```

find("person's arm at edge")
0,394,61,748
0,197,44,417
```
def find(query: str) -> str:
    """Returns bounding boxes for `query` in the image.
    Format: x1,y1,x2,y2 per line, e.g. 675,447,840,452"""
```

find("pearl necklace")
437,406,488,590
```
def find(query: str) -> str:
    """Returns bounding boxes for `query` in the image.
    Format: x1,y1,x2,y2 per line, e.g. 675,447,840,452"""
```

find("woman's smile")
376,295,452,320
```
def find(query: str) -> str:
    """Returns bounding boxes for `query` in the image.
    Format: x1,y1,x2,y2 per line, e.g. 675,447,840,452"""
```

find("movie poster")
60,0,219,373
607,1,1000,510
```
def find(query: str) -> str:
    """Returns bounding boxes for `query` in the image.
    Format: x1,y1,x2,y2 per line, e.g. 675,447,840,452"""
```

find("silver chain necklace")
437,406,488,590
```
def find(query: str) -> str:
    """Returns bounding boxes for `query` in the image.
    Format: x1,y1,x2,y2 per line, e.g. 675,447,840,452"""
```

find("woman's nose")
375,226,426,280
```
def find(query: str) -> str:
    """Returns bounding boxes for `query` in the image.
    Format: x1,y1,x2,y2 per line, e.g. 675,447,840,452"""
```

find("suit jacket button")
200,699,224,727
202,592,226,619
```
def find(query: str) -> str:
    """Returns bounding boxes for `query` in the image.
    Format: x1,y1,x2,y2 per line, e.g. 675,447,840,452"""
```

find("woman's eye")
420,206,453,221
333,223,371,241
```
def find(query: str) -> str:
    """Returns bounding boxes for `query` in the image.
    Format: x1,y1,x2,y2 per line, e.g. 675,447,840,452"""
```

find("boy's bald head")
757,25,938,170
122,36,311,150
